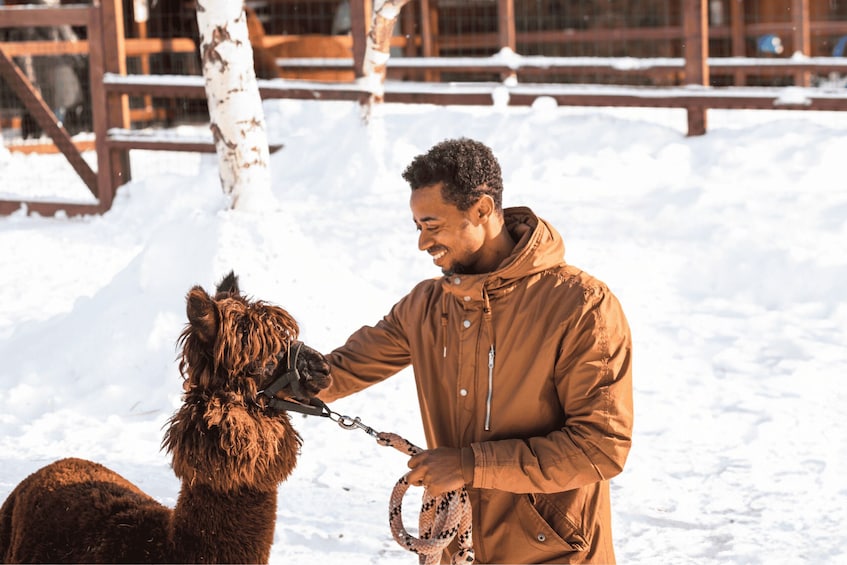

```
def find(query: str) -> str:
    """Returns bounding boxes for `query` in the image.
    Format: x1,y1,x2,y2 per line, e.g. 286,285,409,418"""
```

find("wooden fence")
1,0,847,216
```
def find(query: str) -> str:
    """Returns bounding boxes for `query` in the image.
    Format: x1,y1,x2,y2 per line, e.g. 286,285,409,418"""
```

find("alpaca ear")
215,271,240,298
186,286,218,344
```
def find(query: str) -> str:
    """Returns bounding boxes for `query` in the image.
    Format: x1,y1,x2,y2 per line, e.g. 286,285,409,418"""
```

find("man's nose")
418,231,431,251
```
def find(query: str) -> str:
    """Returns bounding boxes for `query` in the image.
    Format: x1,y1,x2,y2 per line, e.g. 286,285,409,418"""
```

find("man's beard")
443,263,468,276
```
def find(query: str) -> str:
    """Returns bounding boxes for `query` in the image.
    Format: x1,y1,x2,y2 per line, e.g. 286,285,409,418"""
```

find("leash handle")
377,432,475,564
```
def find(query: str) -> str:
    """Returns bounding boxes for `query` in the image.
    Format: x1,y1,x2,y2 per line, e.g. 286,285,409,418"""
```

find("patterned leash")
377,432,475,565
321,406,475,564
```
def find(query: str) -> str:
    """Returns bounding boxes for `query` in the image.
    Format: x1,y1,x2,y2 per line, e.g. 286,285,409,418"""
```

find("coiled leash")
377,431,475,565
263,377,474,563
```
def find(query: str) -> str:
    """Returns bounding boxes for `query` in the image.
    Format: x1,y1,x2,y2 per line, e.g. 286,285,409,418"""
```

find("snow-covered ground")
1,99,846,563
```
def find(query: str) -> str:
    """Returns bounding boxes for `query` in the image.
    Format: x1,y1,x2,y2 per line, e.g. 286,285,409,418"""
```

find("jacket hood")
481,206,566,296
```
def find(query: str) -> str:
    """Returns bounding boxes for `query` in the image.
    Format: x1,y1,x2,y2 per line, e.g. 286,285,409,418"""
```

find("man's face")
410,183,487,275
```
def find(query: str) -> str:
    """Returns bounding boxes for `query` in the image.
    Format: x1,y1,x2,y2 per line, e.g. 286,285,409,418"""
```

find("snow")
1,99,846,563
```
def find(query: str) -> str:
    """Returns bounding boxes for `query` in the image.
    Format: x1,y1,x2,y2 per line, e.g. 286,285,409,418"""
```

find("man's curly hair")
402,137,504,212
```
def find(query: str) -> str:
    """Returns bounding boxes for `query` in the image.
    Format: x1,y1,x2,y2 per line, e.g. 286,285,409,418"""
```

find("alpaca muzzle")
260,341,306,397
258,341,328,417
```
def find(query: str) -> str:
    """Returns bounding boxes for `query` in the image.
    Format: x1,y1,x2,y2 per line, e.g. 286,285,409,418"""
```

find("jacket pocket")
518,491,590,554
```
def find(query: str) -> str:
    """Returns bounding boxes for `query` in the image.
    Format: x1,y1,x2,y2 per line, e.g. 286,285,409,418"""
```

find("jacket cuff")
461,447,475,485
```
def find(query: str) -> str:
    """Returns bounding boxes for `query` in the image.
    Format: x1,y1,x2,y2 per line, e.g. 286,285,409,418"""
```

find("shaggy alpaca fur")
0,272,330,564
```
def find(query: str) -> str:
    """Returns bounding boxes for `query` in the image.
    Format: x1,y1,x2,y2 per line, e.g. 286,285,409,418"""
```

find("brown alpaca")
0,272,330,564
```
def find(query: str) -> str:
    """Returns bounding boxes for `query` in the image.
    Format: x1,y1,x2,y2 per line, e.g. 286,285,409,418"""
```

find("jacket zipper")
482,287,495,432
485,344,494,431
441,294,448,358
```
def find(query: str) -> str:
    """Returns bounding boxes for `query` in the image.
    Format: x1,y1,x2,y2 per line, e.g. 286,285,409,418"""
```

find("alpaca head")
163,272,323,492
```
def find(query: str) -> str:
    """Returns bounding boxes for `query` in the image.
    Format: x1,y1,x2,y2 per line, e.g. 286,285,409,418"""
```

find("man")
318,138,633,563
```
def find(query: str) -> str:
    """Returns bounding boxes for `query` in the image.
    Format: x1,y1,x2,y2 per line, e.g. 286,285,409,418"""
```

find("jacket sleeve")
471,285,633,494
318,301,412,403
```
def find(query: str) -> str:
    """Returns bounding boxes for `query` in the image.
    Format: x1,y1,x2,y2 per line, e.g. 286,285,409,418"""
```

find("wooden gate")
0,0,129,216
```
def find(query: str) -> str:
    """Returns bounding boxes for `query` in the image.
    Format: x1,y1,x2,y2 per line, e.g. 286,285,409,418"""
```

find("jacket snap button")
463,295,471,302
462,320,471,328
453,276,461,284
537,533,546,542
459,389,468,396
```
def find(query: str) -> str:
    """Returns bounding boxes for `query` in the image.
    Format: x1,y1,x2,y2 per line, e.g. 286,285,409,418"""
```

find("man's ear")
474,194,496,224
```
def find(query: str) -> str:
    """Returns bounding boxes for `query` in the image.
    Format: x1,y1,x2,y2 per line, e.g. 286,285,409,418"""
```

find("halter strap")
257,341,331,417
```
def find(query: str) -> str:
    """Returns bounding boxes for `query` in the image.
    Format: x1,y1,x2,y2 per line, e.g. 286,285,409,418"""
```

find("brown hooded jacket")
320,207,633,563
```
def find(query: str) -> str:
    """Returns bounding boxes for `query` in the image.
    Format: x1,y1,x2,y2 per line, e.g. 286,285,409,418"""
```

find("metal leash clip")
326,410,381,438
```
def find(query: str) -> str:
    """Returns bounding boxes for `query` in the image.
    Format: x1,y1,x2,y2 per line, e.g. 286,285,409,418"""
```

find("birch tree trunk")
196,0,275,211
362,0,412,104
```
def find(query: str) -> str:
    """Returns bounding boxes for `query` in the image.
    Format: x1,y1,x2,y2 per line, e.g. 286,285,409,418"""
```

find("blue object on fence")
833,36,847,57
757,34,784,55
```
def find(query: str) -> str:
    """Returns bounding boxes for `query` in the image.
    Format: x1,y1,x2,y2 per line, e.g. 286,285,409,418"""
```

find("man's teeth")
431,250,446,260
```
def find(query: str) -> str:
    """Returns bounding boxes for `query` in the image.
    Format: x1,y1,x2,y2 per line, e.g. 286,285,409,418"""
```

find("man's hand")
291,343,331,398
406,447,468,496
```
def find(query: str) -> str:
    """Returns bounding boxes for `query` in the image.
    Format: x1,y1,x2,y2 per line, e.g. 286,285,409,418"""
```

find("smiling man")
318,138,633,564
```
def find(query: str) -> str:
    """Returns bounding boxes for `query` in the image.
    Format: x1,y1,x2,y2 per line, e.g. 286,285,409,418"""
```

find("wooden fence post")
730,0,746,85
420,0,439,82
350,0,369,79
791,0,811,86
93,0,131,210
497,0,516,82
683,0,709,136
497,0,515,52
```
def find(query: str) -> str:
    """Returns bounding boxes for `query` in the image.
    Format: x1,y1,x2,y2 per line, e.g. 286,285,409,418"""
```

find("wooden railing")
2,0,847,217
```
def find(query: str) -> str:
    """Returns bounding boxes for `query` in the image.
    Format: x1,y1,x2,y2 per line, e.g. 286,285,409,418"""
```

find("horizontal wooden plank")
105,128,283,153
0,40,90,57
5,139,96,154
124,37,198,57
103,74,207,97
260,33,408,49
107,137,218,153
504,90,847,111
0,37,197,58
745,21,847,36
0,199,105,216
103,73,373,101
0,5,93,28
273,55,847,77
381,81,847,111
437,21,847,49
102,73,847,111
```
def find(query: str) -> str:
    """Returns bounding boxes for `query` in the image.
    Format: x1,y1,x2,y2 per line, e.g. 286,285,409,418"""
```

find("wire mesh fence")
2,0,847,147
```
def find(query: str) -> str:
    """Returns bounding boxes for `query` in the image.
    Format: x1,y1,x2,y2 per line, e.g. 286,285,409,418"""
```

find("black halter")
258,341,330,417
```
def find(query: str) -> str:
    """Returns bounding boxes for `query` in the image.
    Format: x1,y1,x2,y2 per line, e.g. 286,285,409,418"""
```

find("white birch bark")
362,0,413,103
196,0,275,211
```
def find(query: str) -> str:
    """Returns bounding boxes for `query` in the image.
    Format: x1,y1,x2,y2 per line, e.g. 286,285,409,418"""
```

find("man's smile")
429,247,447,263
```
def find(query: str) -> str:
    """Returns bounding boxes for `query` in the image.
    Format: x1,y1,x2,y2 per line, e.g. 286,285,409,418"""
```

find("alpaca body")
0,273,331,564
0,456,284,563
1,458,172,563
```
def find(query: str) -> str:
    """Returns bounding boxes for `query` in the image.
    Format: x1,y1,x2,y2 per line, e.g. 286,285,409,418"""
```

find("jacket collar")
441,206,566,300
